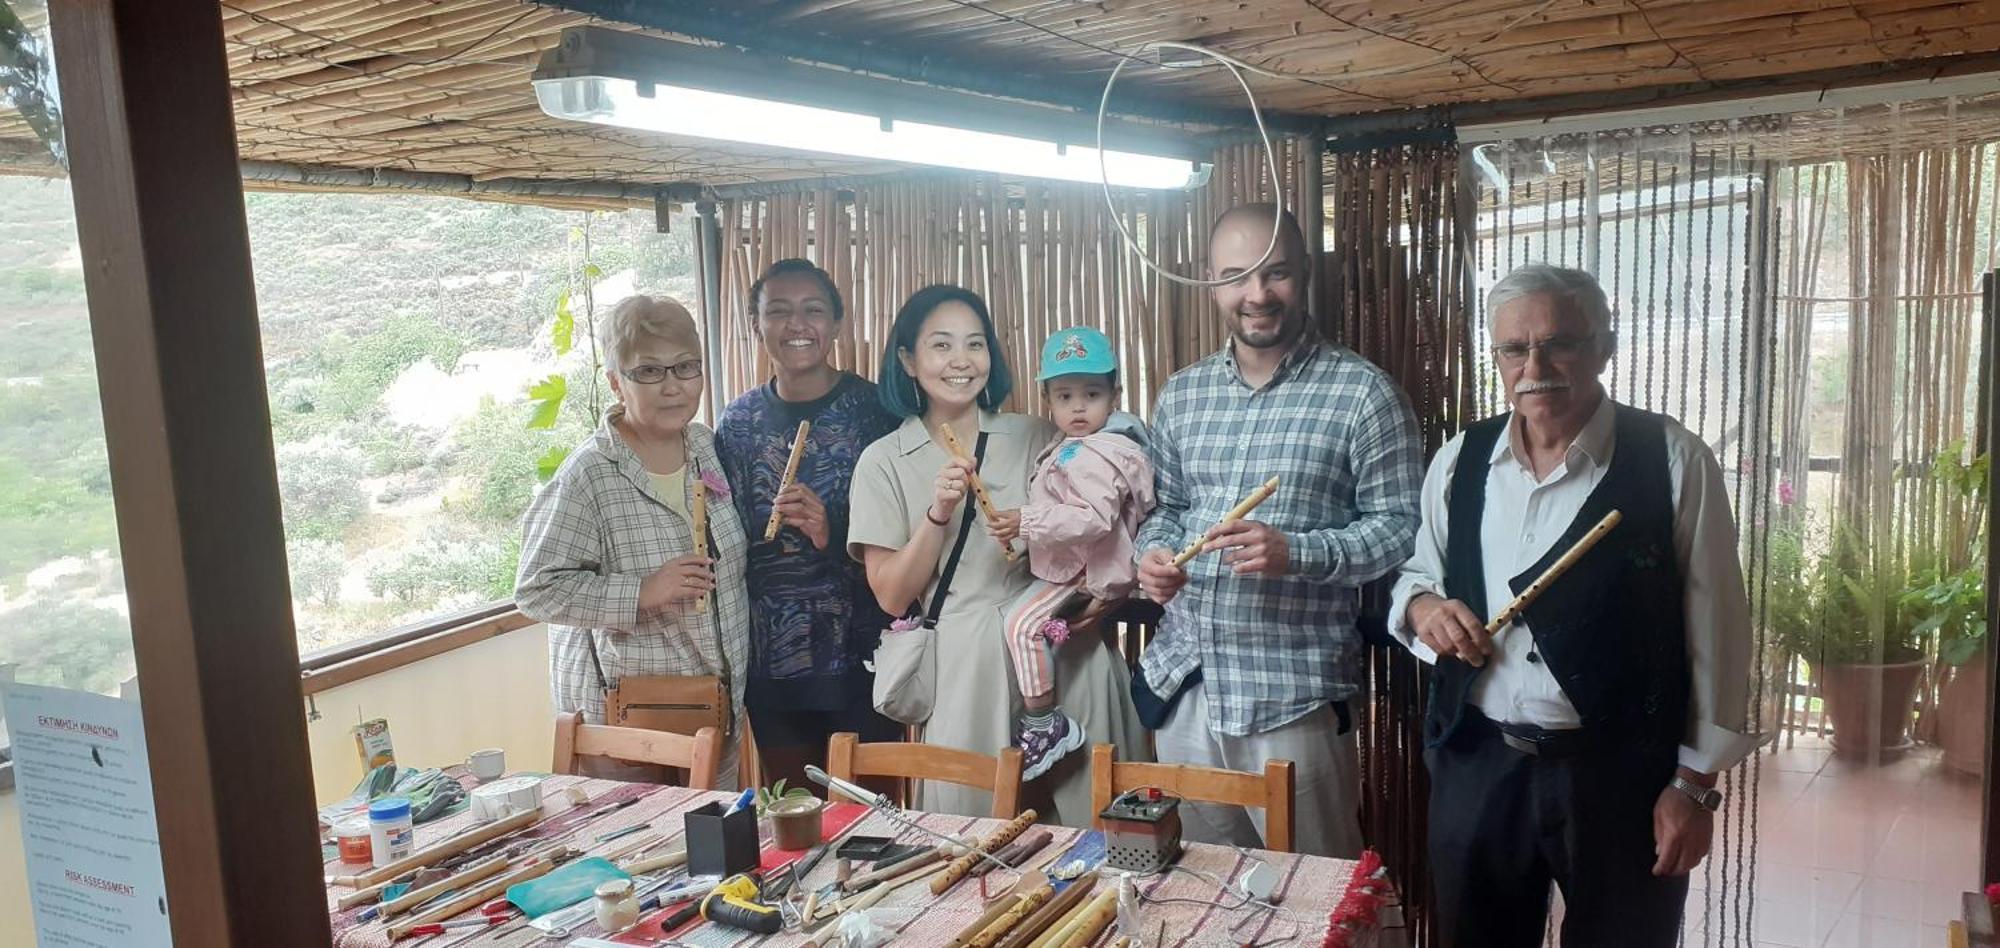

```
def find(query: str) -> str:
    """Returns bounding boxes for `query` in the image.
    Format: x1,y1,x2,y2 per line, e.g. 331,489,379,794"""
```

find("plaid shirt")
1136,331,1424,736
515,416,751,726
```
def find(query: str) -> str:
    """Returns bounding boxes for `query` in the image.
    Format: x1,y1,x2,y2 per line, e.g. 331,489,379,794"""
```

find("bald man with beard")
1133,204,1424,856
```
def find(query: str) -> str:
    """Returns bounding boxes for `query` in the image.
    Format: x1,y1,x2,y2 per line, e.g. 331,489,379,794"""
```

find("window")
0,175,699,670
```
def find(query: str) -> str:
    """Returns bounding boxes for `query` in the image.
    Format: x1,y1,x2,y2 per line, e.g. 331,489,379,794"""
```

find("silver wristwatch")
1671,775,1724,812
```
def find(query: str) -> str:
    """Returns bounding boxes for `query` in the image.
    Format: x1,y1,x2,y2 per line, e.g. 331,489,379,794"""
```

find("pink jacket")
1019,429,1157,599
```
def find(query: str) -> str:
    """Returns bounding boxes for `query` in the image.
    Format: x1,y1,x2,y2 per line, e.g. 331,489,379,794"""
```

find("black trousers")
1425,710,1688,948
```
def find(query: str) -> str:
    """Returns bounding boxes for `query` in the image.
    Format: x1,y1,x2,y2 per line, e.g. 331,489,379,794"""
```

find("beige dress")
848,411,1149,824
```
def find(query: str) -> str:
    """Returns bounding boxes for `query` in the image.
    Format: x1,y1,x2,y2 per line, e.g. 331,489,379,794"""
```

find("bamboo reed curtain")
705,138,1325,411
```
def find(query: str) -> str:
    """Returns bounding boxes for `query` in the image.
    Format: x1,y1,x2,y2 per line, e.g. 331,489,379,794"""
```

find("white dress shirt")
1388,398,1761,774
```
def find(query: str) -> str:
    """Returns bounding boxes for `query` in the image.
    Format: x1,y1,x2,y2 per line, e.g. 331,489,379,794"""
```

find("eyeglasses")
1491,336,1596,367
619,360,703,384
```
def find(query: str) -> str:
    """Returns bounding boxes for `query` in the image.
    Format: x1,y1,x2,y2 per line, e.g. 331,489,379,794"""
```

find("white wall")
0,622,554,945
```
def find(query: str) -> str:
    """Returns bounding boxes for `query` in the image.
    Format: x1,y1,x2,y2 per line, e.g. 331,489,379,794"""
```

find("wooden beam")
44,0,332,944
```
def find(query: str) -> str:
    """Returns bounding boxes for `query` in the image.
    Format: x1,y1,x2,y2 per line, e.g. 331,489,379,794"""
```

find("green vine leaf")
553,290,575,356
583,263,605,280
526,374,566,430
535,446,570,482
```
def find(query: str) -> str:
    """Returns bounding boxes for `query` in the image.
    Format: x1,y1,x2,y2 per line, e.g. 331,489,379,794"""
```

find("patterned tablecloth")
325,774,1390,948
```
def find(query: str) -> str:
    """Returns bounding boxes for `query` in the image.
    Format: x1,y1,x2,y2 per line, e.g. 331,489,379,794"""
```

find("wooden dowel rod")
340,806,541,889
378,856,508,919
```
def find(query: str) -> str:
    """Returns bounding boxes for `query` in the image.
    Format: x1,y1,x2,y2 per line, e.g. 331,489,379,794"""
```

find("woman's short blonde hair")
598,295,702,369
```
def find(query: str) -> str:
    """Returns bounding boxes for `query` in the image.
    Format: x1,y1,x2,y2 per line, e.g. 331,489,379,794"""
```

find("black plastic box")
684,801,760,878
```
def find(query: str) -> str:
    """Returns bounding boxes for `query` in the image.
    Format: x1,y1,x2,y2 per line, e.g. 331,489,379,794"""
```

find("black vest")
1424,405,1688,759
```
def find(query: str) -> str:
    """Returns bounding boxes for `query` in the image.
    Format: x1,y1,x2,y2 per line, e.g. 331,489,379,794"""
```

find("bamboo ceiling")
3,0,1999,208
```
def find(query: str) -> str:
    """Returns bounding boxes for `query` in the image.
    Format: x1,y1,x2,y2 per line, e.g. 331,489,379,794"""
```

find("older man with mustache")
1135,203,1423,856
1389,264,1758,947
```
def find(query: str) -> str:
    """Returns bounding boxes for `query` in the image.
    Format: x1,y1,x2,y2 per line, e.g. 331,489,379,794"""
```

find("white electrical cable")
1096,41,1284,288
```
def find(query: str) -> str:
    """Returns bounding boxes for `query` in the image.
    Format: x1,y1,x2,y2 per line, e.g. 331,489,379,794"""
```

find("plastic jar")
594,878,640,932
367,798,415,869
333,817,373,864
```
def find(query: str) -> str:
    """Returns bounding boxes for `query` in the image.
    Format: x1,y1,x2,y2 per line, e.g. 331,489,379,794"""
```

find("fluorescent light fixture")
531,28,1212,191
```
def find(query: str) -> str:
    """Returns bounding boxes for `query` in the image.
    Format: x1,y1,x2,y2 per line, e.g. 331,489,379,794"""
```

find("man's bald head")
1207,203,1312,351
1209,203,1308,271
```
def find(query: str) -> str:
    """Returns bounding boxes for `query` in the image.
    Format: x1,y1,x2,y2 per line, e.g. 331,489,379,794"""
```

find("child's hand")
985,508,1022,548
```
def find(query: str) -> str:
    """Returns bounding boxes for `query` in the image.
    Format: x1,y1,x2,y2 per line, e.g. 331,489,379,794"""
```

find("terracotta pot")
1818,660,1926,761
768,797,824,852
1937,648,1989,777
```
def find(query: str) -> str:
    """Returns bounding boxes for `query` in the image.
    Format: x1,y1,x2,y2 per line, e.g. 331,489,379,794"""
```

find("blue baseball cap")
1036,326,1117,382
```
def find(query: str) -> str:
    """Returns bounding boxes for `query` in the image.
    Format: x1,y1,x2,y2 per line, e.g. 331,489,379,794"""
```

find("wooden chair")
825,732,1024,818
551,711,722,789
1089,744,1296,853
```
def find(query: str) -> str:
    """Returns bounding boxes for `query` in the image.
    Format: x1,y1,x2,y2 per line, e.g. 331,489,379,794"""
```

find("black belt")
1462,707,1601,759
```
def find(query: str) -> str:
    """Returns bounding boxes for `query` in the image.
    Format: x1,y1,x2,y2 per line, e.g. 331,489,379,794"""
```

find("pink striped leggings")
1002,578,1086,703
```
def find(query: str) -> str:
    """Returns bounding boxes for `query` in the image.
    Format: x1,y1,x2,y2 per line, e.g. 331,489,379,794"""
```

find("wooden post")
44,0,331,943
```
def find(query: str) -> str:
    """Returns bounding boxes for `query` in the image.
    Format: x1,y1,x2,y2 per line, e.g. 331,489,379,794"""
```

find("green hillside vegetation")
0,176,696,691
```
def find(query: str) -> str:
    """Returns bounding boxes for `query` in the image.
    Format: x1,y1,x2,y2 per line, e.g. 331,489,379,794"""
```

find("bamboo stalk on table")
335,876,399,911
845,845,948,892
691,478,710,612
995,873,1098,948
1025,887,1111,948
387,856,561,939
1052,888,1120,948
619,846,687,876
1172,477,1280,567
378,856,509,919
973,829,1053,877
969,884,1056,948
763,420,812,541
932,809,1039,894
337,807,542,888
1483,510,1622,635
937,423,1018,562
953,890,1032,947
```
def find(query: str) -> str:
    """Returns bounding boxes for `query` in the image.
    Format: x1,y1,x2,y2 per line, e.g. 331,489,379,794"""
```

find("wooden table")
325,774,1391,948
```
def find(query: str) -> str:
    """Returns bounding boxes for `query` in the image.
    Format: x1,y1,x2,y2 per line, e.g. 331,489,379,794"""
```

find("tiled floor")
1676,733,1981,947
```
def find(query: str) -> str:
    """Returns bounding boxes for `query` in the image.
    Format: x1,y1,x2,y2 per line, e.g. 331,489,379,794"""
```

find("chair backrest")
552,711,722,788
1089,744,1296,853
825,732,1024,818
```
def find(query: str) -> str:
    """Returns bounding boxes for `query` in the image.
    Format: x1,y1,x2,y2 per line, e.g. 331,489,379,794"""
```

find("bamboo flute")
1485,510,1622,635
932,809,1039,894
1172,476,1280,567
764,420,811,541
691,476,709,613
937,423,1017,561
386,857,558,939
995,873,1098,948
970,885,1055,948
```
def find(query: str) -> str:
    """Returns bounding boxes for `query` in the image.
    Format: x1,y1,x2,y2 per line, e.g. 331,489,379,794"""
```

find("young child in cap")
1004,326,1156,780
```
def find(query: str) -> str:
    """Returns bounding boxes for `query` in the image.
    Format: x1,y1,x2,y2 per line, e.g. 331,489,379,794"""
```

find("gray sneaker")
1016,712,1087,781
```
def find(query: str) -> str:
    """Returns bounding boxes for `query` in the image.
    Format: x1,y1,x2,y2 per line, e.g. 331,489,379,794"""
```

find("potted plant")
757,780,823,851
1773,527,1927,760
1904,446,1989,775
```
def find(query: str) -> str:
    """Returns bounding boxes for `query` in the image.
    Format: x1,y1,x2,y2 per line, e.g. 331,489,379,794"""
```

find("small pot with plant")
1771,524,1927,760
758,780,824,851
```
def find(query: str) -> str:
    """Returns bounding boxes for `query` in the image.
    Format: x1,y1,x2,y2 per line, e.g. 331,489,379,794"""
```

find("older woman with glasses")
516,295,750,789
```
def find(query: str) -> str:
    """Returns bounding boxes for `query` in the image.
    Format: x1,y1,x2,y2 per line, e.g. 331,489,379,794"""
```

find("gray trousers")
1154,679,1363,857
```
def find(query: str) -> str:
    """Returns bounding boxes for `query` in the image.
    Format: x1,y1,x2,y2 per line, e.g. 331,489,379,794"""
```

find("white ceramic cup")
467,747,505,781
